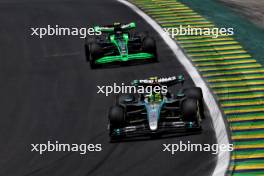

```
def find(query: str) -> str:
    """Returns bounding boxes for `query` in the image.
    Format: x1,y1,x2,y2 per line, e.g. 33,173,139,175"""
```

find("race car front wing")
109,121,202,141
95,52,155,64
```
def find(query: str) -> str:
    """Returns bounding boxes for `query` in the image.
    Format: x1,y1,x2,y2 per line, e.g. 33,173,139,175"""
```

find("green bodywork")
96,52,154,64
93,22,155,64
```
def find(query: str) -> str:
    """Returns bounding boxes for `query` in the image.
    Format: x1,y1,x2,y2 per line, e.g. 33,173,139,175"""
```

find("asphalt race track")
0,0,217,175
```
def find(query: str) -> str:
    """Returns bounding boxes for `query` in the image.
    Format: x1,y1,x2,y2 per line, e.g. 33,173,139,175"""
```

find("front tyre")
108,105,126,129
84,37,97,62
184,87,205,119
108,106,126,141
84,44,90,62
89,43,101,69
142,37,158,62
182,98,201,125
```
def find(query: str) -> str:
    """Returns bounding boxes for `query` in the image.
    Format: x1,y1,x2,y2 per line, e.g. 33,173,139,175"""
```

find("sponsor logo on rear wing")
94,22,136,33
121,22,136,30
94,26,114,33
132,75,184,85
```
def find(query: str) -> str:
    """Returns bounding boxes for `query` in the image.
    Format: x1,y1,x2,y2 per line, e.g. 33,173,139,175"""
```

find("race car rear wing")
94,22,136,33
131,75,185,87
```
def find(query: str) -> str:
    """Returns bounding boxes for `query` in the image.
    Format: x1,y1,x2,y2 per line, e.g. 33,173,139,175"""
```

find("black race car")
108,75,205,141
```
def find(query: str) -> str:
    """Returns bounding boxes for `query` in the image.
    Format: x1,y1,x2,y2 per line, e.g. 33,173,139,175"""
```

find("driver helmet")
149,76,158,84
148,92,162,102
113,22,122,34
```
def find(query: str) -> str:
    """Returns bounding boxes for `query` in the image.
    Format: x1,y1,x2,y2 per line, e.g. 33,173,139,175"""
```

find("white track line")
118,0,231,176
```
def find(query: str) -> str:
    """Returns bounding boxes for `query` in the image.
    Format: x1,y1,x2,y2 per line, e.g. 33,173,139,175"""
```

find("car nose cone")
149,121,158,131
147,104,160,131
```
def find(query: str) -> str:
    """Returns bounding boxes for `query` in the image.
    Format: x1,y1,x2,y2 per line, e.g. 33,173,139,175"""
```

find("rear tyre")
86,36,97,44
138,31,149,39
117,94,136,104
184,87,202,100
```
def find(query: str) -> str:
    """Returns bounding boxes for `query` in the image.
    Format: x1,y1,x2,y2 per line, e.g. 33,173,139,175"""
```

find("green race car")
85,22,158,68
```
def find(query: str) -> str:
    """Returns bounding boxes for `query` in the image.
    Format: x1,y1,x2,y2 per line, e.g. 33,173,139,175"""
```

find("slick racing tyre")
138,31,148,39
142,36,158,62
86,36,97,44
184,87,205,119
84,44,90,62
109,105,126,129
89,43,101,69
84,37,97,62
117,94,136,105
182,98,201,124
